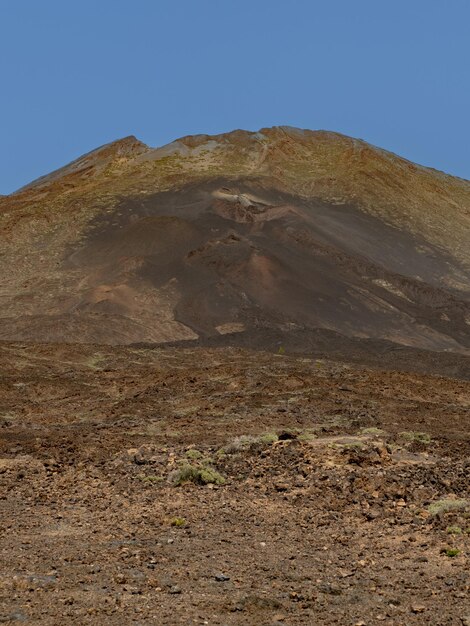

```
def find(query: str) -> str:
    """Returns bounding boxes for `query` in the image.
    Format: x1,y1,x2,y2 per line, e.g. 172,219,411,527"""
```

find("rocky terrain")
0,342,469,625
0,128,469,624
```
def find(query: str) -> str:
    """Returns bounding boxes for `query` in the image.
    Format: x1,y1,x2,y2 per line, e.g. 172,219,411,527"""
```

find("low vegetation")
220,432,279,455
169,463,225,486
137,474,163,484
359,427,386,436
427,498,468,516
444,548,460,558
185,448,204,460
399,431,432,444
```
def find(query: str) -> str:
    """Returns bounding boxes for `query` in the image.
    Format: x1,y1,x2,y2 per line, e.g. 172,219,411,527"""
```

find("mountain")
1,126,469,353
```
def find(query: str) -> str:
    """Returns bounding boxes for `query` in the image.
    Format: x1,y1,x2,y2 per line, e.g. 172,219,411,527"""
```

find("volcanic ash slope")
1,126,469,353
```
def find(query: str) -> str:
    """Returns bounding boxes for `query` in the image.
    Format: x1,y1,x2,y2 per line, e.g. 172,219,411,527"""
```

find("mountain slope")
0,127,469,352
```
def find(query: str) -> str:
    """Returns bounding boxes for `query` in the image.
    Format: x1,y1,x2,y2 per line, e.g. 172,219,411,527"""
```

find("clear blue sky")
1,0,469,193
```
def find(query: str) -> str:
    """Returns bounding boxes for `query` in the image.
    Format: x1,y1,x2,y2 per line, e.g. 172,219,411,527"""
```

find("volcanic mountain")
1,127,470,356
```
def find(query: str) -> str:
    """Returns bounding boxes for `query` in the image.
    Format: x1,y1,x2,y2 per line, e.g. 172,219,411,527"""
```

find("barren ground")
0,342,469,625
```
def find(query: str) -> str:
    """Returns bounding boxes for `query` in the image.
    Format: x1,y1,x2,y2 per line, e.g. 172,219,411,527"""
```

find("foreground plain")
0,343,469,625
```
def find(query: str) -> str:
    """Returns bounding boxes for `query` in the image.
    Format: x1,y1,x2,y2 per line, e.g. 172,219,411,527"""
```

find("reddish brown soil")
1,343,469,625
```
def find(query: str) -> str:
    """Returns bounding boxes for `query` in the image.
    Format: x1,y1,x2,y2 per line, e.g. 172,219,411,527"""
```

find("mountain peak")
1,125,469,352
98,135,149,155
14,135,149,195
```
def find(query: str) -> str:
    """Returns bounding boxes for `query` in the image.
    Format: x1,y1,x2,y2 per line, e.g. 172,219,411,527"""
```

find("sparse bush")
169,463,225,486
360,427,386,436
258,432,279,445
399,431,432,444
137,474,163,484
329,441,365,451
185,449,203,460
447,526,462,535
221,432,279,455
170,517,186,527
348,441,366,449
298,431,317,442
224,435,258,454
444,548,460,557
86,353,105,370
427,498,468,517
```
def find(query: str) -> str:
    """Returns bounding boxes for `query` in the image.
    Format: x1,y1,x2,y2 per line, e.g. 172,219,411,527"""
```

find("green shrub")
185,449,203,460
137,474,163,484
427,498,468,516
399,431,432,444
258,432,279,445
221,433,279,455
360,427,386,436
298,430,317,442
444,548,460,557
220,435,256,455
169,463,225,486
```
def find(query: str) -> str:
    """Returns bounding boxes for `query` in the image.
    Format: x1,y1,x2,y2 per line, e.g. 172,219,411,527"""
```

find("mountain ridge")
7,126,470,198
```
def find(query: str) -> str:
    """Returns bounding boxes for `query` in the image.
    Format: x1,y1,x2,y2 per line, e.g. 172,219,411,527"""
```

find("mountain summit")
1,127,469,353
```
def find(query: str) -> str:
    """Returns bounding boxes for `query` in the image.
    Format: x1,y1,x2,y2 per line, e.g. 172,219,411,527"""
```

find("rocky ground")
0,342,469,625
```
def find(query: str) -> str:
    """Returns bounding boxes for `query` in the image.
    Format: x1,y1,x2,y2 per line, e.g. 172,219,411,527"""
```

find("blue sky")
1,0,469,193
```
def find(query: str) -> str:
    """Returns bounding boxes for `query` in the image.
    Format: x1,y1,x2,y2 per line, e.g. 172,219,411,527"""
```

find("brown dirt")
1,342,469,625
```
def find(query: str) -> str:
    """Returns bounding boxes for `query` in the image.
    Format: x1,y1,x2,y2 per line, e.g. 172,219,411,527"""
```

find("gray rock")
0,613,27,623
215,573,230,582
